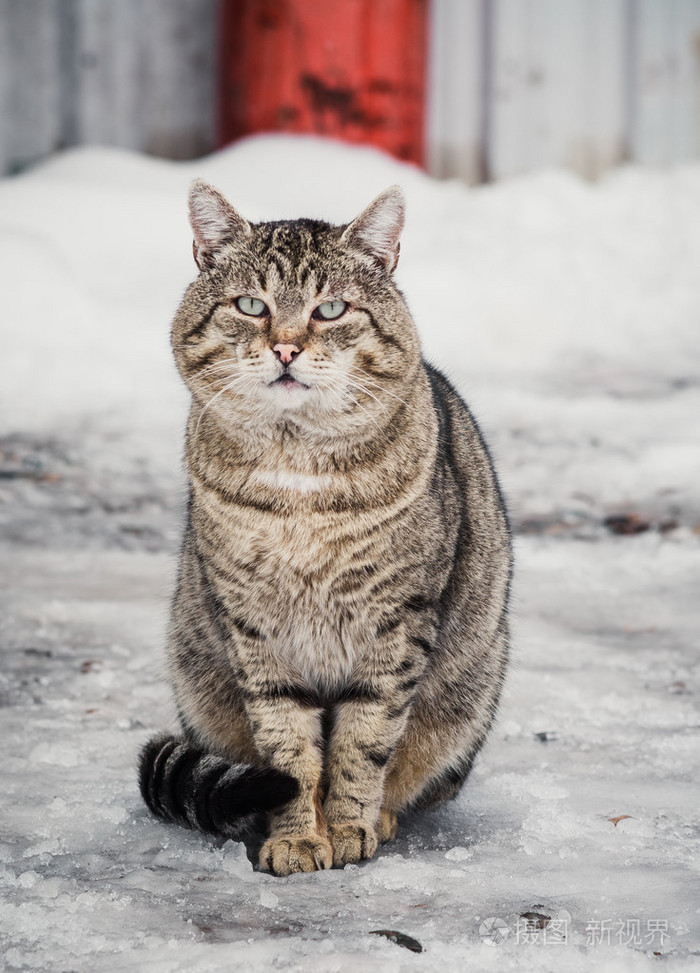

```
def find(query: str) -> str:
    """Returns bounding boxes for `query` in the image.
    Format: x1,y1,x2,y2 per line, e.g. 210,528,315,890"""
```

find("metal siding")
218,0,428,167
427,0,486,184
630,0,700,162
487,0,627,179
2,0,700,180
487,0,532,178
427,0,700,181
75,0,146,151
0,0,10,174
141,0,217,160
0,0,216,175
583,0,629,172
0,0,62,174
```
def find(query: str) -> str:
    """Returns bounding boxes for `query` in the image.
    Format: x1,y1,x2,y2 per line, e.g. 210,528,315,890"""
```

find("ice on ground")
1,135,698,972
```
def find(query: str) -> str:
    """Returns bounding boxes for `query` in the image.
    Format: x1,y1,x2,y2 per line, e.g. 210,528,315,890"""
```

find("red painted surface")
218,0,428,166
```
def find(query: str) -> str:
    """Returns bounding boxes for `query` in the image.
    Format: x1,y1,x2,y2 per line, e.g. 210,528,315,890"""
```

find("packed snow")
1,135,698,972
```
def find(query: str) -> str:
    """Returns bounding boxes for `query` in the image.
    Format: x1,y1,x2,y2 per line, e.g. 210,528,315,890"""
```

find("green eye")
235,296,268,316
314,300,347,321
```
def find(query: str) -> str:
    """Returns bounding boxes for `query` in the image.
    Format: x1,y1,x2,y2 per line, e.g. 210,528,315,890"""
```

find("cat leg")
323,628,426,867
227,638,332,875
259,778,332,876
250,696,332,876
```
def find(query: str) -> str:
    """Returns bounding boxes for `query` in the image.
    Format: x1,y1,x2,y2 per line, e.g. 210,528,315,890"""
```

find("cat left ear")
341,185,405,273
188,179,251,270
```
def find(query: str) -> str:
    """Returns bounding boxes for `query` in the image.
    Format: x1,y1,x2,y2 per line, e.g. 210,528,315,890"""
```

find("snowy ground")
1,136,699,972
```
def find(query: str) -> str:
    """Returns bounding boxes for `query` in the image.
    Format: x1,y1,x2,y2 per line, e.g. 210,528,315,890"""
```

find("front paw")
328,821,379,867
259,832,333,876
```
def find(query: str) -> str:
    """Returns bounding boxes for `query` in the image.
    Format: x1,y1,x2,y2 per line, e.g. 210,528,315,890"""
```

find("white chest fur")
251,469,332,494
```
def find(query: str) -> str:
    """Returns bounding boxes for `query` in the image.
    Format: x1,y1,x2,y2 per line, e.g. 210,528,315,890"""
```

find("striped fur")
140,181,512,875
138,734,299,835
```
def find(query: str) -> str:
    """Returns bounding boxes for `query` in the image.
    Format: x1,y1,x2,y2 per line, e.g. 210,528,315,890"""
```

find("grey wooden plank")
56,0,81,149
577,0,628,175
629,0,700,163
140,0,217,159
73,0,146,150
69,0,216,159
427,0,487,184
489,0,627,180
0,0,11,175
1,0,62,174
487,0,531,178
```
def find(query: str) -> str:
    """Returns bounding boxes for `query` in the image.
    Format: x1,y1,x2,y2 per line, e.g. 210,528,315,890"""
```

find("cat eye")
234,295,268,317
313,300,347,321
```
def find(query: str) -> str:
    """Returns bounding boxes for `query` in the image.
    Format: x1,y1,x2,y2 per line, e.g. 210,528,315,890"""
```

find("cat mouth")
270,373,309,391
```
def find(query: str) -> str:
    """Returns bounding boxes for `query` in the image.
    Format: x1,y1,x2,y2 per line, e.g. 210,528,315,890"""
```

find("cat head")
171,180,422,438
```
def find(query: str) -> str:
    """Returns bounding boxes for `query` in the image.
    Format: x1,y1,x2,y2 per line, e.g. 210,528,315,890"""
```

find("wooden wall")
0,0,217,176
428,0,700,182
2,0,700,181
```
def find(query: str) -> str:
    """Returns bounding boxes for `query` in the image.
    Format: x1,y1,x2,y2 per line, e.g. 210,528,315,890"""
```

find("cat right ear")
188,179,251,270
341,186,405,273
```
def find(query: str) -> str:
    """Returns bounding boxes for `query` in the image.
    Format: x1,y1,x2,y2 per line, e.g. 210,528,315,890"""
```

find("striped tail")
138,734,299,836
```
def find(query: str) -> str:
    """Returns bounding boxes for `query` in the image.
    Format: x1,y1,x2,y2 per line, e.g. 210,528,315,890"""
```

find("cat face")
171,182,421,436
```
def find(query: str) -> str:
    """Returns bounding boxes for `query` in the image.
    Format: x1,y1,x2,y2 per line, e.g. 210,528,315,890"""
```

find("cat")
138,179,512,876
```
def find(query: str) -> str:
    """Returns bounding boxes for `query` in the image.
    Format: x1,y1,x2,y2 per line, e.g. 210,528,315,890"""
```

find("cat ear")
188,179,251,270
341,185,405,273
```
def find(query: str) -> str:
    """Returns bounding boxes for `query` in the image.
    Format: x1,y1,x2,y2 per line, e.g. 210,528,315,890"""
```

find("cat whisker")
337,365,442,434
346,366,411,409
346,368,437,426
192,373,260,441
205,369,254,389
191,358,243,381
316,377,381,430
315,363,400,414
341,377,390,413
340,391,381,429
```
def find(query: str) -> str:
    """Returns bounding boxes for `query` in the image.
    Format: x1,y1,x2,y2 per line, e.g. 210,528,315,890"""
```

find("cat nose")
272,343,301,365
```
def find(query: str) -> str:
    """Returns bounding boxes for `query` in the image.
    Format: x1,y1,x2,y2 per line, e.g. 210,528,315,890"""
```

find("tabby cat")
139,180,512,876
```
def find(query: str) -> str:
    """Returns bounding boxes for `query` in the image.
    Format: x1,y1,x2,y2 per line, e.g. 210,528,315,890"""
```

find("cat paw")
259,833,333,876
328,822,379,867
377,808,398,843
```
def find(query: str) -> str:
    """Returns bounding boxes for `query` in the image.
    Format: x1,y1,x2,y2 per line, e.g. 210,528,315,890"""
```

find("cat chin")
260,381,311,404
254,382,324,418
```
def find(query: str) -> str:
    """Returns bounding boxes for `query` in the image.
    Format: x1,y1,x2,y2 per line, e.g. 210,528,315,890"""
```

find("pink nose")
273,343,301,365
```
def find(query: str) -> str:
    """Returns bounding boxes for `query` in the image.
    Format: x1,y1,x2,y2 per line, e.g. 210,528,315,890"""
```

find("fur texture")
139,181,512,875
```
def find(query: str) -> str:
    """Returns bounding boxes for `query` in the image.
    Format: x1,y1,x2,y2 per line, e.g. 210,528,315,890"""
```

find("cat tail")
138,733,299,836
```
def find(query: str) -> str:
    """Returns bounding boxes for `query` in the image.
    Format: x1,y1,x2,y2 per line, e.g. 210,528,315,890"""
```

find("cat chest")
201,504,410,687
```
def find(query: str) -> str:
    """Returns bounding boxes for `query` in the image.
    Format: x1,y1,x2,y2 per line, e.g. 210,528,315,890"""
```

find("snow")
1,134,699,971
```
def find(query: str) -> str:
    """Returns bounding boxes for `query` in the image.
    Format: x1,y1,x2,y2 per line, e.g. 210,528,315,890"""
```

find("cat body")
139,182,512,875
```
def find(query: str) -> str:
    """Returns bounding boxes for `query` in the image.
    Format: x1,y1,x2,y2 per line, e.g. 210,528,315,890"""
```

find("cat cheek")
354,350,379,373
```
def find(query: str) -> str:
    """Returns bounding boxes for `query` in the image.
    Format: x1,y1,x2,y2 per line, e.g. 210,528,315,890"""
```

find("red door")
218,0,428,166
